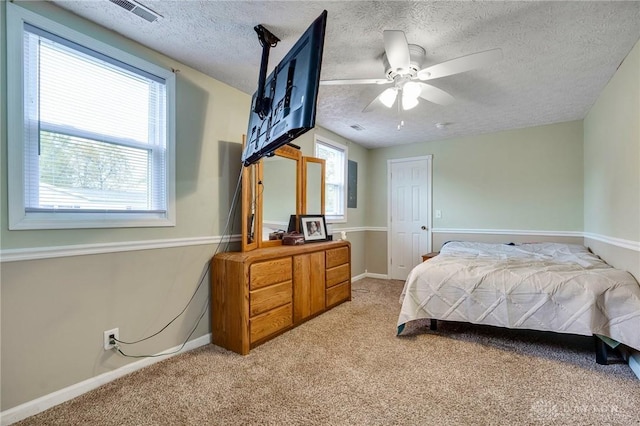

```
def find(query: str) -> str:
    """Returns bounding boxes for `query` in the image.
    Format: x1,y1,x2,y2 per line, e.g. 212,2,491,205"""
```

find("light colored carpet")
17,278,640,425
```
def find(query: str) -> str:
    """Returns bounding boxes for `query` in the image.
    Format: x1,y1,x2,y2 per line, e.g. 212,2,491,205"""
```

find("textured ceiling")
51,0,640,149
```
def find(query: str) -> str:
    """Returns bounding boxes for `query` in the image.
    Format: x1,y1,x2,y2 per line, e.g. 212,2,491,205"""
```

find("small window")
7,3,175,229
315,136,347,223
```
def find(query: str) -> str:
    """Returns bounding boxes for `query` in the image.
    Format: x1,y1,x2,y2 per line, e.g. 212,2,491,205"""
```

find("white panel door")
388,157,432,280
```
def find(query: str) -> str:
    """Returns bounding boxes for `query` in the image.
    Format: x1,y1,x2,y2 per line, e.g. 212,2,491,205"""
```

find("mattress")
398,241,640,351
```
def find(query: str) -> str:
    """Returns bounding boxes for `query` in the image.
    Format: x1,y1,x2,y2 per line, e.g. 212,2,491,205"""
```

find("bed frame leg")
594,336,608,365
429,319,437,330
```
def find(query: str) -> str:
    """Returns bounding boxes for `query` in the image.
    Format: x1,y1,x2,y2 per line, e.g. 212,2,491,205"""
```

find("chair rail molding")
433,228,639,252
0,235,241,262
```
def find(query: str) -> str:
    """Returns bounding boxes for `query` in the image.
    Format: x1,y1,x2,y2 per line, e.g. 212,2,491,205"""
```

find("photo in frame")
300,215,327,242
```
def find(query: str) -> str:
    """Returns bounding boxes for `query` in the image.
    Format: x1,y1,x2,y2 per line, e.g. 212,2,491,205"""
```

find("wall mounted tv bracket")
253,24,281,119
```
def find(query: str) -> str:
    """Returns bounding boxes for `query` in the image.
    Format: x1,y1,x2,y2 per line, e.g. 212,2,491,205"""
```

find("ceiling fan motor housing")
383,44,426,80
321,31,501,113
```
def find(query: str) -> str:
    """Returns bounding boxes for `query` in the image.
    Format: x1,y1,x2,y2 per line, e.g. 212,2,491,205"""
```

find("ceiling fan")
320,30,502,115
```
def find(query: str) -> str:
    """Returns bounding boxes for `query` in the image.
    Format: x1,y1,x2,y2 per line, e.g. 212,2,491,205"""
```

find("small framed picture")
300,215,327,242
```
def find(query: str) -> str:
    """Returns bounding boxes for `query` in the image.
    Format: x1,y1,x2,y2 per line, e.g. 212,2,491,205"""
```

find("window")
315,136,347,222
7,3,175,229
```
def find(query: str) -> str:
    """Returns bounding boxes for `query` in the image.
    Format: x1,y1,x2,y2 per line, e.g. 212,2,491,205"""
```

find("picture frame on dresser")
300,215,327,242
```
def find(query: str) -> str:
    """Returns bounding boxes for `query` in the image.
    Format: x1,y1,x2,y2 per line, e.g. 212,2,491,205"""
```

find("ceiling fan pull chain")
397,94,405,130
397,93,402,130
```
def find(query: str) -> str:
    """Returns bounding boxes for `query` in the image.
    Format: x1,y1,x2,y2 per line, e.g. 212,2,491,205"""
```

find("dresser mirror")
302,157,325,215
241,137,258,252
260,154,299,243
243,162,258,246
256,145,302,248
241,141,326,251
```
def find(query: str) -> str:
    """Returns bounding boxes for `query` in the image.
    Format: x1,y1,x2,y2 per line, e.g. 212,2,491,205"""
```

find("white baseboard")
365,272,389,280
0,334,211,426
353,272,389,282
352,273,366,282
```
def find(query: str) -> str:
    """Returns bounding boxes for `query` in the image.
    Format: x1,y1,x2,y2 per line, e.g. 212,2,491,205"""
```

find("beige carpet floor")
17,278,640,425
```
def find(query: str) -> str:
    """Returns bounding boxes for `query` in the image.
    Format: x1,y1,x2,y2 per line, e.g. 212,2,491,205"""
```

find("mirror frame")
257,145,302,249
241,163,259,252
256,145,302,247
241,141,326,252
302,157,325,216
241,136,258,252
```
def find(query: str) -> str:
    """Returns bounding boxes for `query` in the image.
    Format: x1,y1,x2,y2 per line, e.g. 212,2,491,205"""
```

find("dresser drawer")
326,263,350,288
250,258,292,290
250,281,292,317
326,246,349,269
326,281,350,307
250,303,292,343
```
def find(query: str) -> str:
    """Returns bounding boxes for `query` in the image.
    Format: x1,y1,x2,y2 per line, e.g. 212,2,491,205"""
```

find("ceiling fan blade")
363,87,398,112
320,78,391,86
383,30,411,71
417,82,455,105
417,48,503,81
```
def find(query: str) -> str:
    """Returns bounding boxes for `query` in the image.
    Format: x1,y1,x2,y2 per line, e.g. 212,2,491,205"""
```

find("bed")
397,241,640,362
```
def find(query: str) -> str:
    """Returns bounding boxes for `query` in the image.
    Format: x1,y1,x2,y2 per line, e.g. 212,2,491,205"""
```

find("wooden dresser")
211,240,351,354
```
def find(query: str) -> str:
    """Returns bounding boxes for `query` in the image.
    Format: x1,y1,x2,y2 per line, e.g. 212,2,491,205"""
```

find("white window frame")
6,3,176,230
314,135,348,223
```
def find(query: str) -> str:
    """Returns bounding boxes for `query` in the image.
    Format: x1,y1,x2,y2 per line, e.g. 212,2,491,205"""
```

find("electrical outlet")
103,328,119,350
435,210,442,219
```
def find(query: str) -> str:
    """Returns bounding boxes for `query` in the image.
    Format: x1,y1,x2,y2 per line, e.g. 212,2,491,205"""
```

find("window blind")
23,23,167,213
316,141,346,218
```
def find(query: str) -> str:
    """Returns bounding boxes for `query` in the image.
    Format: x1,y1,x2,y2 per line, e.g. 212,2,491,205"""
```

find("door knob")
421,226,427,230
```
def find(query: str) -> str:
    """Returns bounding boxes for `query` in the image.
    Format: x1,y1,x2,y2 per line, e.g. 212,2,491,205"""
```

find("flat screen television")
241,10,327,167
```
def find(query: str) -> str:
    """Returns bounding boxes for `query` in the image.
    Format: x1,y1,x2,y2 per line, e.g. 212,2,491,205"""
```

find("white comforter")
398,241,640,351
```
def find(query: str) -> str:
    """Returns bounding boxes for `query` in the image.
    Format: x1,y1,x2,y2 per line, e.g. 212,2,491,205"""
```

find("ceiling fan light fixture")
379,88,398,108
401,82,420,110
402,94,419,110
403,81,422,99
325,30,502,122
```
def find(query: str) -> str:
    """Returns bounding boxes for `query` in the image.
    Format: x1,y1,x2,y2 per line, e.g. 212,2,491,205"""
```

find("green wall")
584,39,640,243
583,37,640,376
367,121,584,231
1,1,251,411
583,39,640,279
1,1,250,251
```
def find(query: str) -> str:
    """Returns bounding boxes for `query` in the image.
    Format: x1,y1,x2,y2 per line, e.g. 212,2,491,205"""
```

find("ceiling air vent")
108,0,162,23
